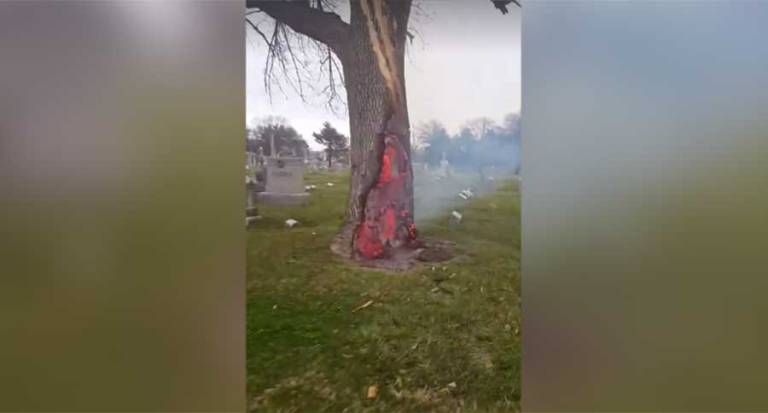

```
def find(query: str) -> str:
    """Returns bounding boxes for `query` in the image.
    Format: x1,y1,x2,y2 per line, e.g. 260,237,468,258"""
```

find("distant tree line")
246,114,520,175
246,117,349,167
413,113,521,175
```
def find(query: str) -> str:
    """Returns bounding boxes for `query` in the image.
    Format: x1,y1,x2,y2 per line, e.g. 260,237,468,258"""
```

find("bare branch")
245,18,271,49
246,17,280,102
246,0,348,114
279,25,307,100
321,46,346,114
268,24,306,102
247,0,351,57
491,0,521,15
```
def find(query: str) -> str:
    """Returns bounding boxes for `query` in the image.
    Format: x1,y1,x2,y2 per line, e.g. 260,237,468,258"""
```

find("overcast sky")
246,1,520,150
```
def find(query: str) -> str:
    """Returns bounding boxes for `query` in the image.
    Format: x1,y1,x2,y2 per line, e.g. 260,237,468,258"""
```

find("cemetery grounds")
247,170,521,412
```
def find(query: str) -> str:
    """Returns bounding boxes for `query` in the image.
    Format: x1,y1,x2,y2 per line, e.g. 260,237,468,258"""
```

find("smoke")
412,151,520,226
411,114,521,225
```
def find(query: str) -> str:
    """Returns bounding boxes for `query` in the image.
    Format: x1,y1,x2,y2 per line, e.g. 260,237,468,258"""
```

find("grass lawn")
247,170,521,412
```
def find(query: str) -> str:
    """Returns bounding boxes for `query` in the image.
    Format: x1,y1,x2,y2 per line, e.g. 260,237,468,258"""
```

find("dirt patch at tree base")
415,239,457,263
347,238,459,272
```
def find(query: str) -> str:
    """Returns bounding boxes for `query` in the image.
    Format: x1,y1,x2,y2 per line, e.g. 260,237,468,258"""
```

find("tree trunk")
331,0,414,260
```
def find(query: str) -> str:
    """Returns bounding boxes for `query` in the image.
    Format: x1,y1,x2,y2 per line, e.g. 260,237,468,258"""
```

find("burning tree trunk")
332,0,416,260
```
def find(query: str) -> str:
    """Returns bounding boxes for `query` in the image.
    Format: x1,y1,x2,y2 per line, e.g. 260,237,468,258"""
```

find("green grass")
247,171,520,412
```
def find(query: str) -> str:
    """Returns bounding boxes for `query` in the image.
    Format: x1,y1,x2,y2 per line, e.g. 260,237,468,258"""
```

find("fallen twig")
352,300,374,313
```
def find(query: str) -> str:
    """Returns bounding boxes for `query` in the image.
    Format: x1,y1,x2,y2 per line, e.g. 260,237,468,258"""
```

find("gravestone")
245,180,261,227
438,153,450,178
245,151,259,171
256,156,309,205
246,178,258,208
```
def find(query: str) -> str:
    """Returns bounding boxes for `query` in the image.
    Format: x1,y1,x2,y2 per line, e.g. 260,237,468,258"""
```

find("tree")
246,0,519,262
463,117,497,141
471,112,521,176
447,127,477,170
499,112,521,174
413,120,446,150
501,112,521,144
416,120,451,168
247,117,308,158
313,122,349,168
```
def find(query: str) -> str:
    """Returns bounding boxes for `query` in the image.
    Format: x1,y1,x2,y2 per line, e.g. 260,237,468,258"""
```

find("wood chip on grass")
352,300,374,313
367,385,378,399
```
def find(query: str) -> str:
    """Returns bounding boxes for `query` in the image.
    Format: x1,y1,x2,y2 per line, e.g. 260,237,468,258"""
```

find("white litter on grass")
305,184,317,192
458,192,469,200
451,210,463,222
285,219,299,228
326,182,334,187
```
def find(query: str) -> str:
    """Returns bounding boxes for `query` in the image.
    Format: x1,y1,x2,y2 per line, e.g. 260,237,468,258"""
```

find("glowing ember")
355,132,417,259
